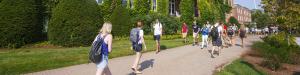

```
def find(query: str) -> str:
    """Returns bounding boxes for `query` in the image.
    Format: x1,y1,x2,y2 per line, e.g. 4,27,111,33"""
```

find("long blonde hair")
99,22,112,34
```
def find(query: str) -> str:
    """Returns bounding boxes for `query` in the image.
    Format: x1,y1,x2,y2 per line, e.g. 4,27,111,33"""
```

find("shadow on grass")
160,45,167,50
240,60,266,75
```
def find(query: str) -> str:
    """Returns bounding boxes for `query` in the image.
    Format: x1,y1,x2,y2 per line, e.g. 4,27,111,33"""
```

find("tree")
228,16,240,26
48,0,103,46
251,10,272,28
180,0,194,25
0,0,44,48
99,0,122,21
110,6,132,36
198,0,214,24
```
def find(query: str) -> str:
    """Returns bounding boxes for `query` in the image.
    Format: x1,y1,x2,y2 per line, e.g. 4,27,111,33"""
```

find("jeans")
201,35,209,48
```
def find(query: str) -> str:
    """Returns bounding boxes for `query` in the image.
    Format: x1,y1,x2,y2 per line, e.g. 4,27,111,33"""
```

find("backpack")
202,27,209,35
210,26,219,39
130,28,140,45
89,34,107,64
228,27,234,35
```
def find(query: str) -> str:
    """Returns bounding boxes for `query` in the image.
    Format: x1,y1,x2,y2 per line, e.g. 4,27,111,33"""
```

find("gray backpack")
130,28,140,44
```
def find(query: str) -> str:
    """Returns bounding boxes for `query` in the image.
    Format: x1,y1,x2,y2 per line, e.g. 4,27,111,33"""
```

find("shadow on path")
127,59,155,75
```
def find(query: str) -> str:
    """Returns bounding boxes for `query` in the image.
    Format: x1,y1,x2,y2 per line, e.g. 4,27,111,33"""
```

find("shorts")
182,33,187,38
96,55,108,69
212,37,222,46
193,33,199,38
132,44,142,52
154,35,161,41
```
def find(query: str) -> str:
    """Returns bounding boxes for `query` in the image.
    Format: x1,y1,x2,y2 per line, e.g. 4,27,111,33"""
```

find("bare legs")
96,66,111,75
131,52,142,74
155,40,160,54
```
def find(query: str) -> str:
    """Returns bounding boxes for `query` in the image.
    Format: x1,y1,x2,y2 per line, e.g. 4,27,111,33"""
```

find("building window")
96,0,103,4
169,0,176,16
153,0,157,11
129,0,134,8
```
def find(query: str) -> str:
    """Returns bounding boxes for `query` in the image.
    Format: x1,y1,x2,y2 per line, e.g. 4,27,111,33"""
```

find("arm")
140,30,147,50
107,34,113,52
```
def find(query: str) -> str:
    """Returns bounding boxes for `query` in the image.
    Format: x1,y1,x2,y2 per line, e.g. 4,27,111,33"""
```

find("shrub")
110,6,132,36
132,0,150,16
0,0,44,48
48,0,103,47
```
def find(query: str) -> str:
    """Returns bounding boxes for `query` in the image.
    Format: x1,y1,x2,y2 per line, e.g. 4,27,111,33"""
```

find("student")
192,21,200,46
221,22,229,48
239,24,246,48
153,19,163,54
201,21,210,49
130,21,147,74
96,22,113,75
182,22,188,43
227,24,235,46
210,21,223,57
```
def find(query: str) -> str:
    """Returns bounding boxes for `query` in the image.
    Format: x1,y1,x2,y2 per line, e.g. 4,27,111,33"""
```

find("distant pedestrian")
239,24,247,48
192,21,200,46
210,21,223,57
201,21,210,49
95,22,113,75
130,21,147,74
153,19,163,54
227,24,235,46
182,22,188,43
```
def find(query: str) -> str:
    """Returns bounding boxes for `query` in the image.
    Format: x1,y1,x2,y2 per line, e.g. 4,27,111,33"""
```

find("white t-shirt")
138,30,144,44
153,22,162,35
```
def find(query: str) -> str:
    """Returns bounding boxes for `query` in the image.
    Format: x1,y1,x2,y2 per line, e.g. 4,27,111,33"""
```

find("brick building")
232,4,252,24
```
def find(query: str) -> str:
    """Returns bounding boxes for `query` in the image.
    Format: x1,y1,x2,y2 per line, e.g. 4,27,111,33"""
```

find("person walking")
153,19,163,54
239,24,247,48
182,22,188,43
227,24,235,46
201,21,210,49
192,21,200,46
210,21,223,57
130,21,147,74
95,22,113,75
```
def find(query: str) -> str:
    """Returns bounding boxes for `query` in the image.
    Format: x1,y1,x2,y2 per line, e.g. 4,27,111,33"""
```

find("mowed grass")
216,59,266,75
0,37,192,75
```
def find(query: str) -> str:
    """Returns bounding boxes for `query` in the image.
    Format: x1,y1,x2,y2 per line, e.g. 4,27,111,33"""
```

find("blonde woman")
239,24,246,48
95,22,113,75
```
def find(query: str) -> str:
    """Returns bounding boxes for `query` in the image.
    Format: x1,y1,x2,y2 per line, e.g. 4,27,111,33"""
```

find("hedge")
48,0,103,47
179,0,194,25
110,6,132,36
0,0,44,48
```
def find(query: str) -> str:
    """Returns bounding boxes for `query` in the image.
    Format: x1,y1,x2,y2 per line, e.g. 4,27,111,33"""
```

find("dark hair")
137,21,143,27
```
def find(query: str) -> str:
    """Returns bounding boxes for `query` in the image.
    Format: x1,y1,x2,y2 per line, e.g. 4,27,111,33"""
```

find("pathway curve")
26,35,261,75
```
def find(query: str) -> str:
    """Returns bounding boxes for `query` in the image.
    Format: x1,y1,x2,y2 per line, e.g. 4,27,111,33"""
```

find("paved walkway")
26,36,260,75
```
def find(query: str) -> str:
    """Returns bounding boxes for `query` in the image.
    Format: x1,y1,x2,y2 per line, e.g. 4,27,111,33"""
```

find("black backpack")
89,34,107,64
228,28,234,35
210,26,219,39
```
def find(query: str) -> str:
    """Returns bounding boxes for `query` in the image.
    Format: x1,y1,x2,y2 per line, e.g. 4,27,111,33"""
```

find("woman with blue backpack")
130,21,147,74
91,22,113,75
201,21,210,49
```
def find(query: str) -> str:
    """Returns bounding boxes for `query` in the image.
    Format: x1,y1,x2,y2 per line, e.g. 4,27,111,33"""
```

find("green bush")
110,6,132,36
48,0,103,47
132,0,150,16
252,33,300,70
0,0,44,48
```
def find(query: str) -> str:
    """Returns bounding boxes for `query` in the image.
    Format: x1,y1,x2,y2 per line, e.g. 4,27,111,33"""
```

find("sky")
234,0,262,10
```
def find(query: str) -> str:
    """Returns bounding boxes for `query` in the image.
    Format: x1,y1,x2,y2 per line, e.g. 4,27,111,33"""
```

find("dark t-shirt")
192,24,200,33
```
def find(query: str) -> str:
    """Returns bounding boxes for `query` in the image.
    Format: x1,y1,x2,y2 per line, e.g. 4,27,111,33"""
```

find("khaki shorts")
182,33,187,38
193,33,199,38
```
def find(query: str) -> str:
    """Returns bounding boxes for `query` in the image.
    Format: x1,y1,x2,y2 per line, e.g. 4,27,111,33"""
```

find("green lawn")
0,36,192,75
216,59,267,75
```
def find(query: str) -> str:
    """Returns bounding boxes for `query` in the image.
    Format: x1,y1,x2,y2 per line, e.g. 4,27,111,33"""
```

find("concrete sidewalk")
25,36,260,75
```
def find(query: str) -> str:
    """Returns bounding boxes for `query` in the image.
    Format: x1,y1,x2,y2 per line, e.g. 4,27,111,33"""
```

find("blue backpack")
130,28,141,50
202,27,209,35
89,34,107,64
